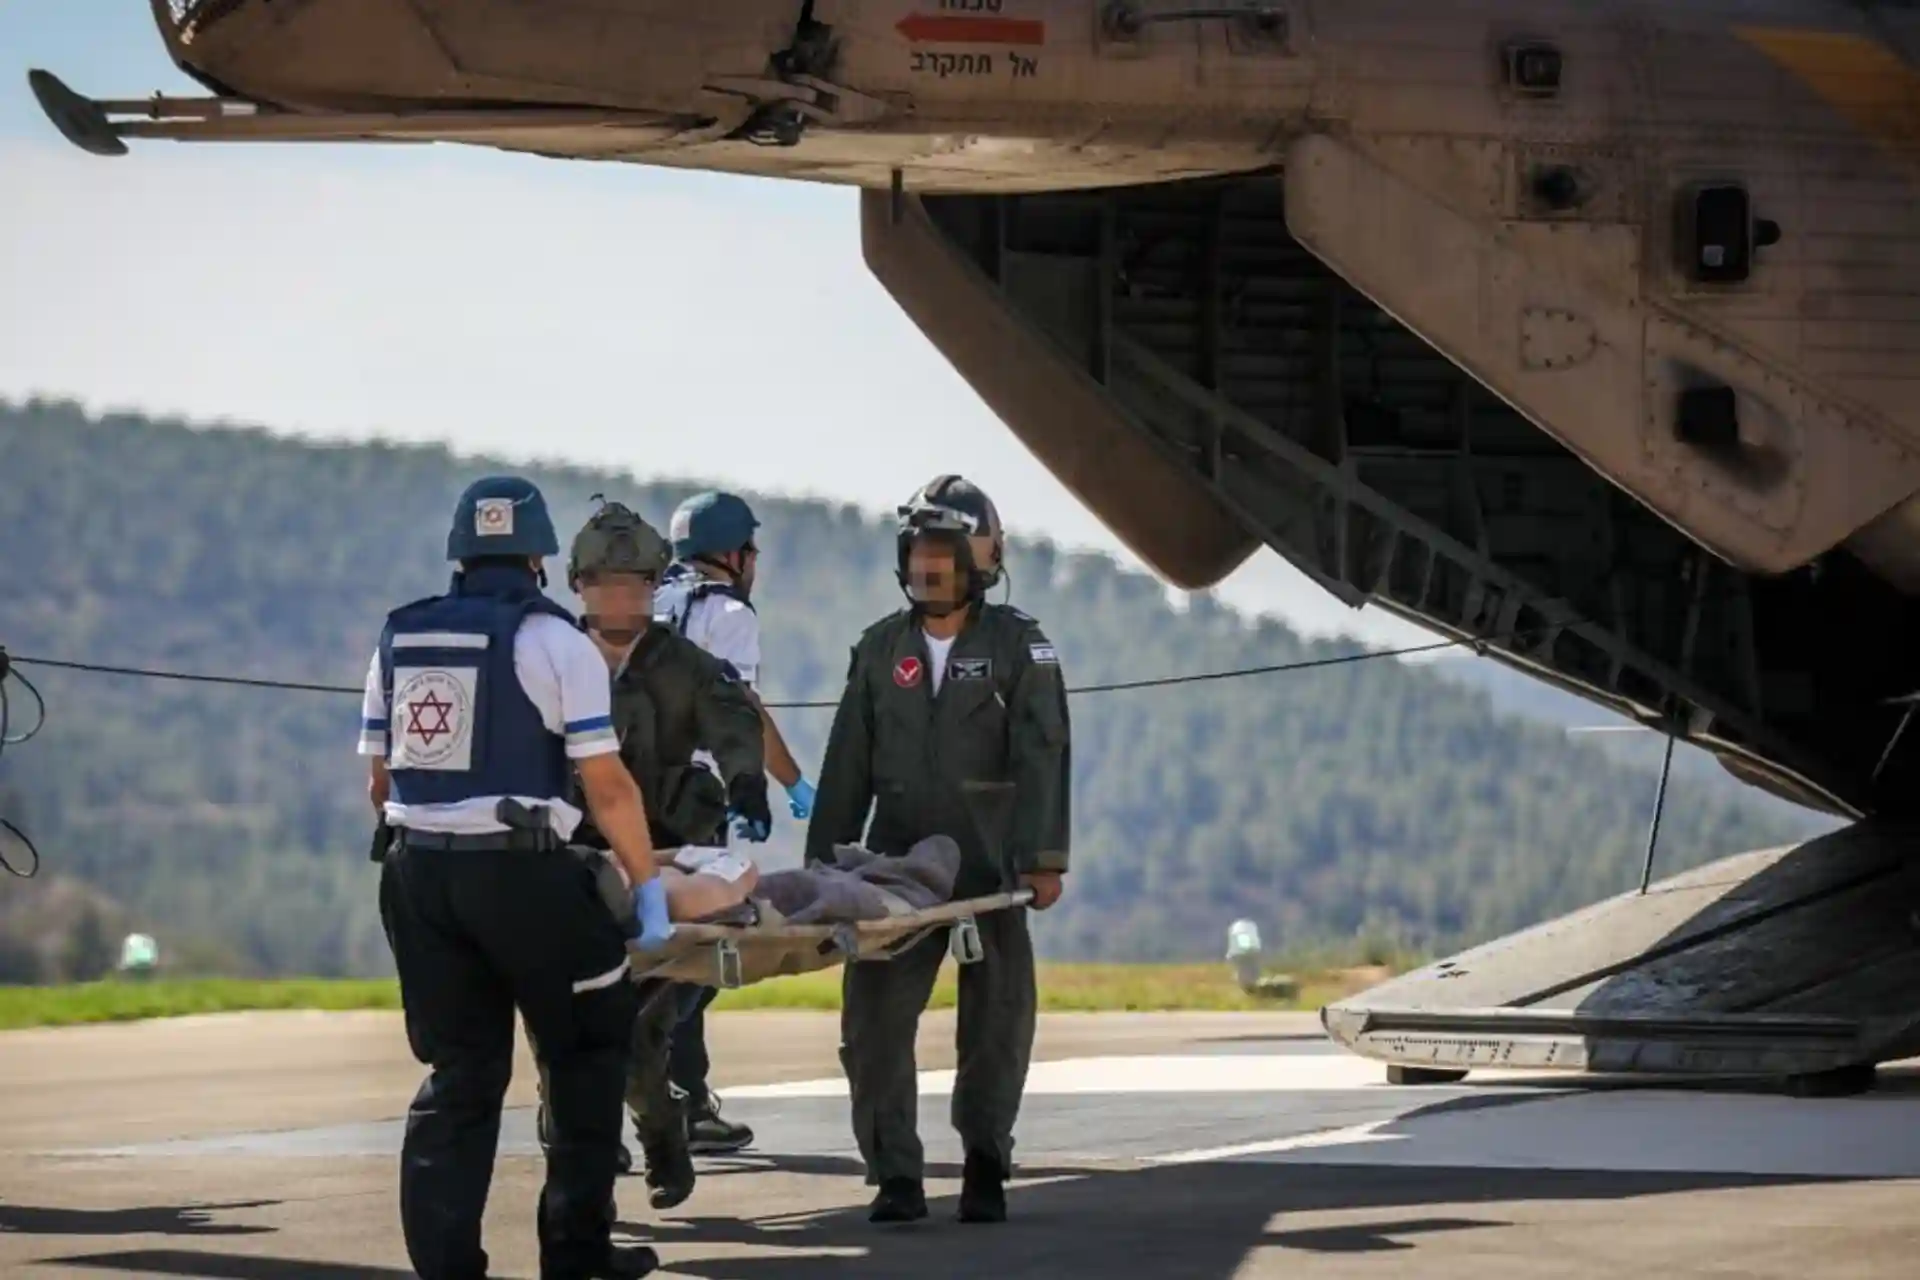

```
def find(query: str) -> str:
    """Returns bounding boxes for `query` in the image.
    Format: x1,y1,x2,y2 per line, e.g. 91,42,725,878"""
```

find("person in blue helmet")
358,475,670,1280
651,489,813,1154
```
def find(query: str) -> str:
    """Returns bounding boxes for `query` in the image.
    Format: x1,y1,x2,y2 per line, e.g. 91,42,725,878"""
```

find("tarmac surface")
1,1008,1916,1278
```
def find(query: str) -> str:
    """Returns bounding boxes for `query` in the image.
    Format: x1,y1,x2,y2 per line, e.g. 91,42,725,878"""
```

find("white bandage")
674,850,754,883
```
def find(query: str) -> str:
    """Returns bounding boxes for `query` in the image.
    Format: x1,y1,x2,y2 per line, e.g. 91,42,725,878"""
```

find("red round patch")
893,656,923,688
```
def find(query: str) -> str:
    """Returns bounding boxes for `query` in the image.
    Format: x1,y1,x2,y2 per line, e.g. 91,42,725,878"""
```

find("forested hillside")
0,399,1834,979
1431,654,1850,800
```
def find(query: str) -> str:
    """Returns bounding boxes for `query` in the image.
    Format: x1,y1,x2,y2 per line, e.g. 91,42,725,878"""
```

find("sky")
0,2,1439,650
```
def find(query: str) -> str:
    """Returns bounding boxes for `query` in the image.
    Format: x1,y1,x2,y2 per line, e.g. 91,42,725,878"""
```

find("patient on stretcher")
595,834,968,927
657,848,762,921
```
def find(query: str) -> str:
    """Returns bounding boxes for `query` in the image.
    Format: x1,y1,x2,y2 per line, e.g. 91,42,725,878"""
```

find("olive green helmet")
566,497,672,590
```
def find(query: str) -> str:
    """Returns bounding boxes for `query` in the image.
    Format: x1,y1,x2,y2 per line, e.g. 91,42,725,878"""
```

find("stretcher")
622,888,1036,989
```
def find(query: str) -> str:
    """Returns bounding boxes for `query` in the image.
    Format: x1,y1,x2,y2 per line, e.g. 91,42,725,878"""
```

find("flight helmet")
895,474,1005,612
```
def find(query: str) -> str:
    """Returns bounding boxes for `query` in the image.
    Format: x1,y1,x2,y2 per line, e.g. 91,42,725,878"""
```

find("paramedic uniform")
360,560,638,1280
655,563,764,764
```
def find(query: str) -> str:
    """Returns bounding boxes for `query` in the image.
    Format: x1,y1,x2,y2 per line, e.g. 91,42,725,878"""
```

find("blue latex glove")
632,877,673,951
785,776,816,821
729,808,771,843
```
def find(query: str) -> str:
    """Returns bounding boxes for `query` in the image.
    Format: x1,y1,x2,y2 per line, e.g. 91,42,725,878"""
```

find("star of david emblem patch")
406,689,455,744
475,497,515,538
391,668,474,770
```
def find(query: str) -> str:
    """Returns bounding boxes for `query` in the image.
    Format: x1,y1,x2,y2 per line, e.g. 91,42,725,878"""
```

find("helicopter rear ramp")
1322,822,1920,1090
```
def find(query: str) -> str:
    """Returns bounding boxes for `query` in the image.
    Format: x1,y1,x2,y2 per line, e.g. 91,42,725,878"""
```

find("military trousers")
669,984,719,1100
668,830,728,1101
839,906,1036,1185
378,840,638,1280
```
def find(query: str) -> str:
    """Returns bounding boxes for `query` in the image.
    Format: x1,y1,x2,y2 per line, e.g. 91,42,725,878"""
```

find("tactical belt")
394,828,561,854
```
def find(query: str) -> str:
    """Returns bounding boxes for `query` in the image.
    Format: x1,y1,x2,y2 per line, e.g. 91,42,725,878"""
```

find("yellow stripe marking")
1735,26,1920,160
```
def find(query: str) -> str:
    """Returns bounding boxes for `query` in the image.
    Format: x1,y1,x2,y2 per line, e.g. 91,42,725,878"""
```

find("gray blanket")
753,836,962,924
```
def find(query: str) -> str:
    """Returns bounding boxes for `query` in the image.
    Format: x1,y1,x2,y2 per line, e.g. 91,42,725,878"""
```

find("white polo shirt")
653,568,763,790
654,571,761,689
357,613,620,840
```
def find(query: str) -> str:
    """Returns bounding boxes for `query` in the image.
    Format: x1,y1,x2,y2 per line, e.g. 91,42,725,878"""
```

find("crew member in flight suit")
532,497,771,1210
359,475,670,1280
652,489,815,1154
804,474,1071,1226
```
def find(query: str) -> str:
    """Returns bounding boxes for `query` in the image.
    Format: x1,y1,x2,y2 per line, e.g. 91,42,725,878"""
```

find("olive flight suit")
805,601,1071,1188
533,623,765,1180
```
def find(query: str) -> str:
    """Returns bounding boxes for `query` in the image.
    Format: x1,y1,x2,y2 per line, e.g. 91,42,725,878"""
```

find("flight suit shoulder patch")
988,605,1056,663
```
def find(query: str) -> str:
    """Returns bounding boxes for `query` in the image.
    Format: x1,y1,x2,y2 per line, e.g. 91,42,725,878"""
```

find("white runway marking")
1149,1088,1920,1179
724,1052,1425,1100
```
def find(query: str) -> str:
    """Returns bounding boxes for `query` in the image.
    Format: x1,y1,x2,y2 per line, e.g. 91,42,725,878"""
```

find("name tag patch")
948,657,993,683
1029,644,1058,664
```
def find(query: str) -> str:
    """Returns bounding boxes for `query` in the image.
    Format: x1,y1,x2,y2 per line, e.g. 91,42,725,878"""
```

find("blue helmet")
669,490,759,561
446,475,560,562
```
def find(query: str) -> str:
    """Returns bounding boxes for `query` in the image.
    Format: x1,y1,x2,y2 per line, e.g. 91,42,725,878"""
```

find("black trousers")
379,840,639,1280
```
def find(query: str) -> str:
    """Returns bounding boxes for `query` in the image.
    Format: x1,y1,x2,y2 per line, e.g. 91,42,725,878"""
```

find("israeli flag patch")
1029,644,1058,664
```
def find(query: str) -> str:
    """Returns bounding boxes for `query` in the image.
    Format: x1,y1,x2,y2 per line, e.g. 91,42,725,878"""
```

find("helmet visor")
897,500,980,536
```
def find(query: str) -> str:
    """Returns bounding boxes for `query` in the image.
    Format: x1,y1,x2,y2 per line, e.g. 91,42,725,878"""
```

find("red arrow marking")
896,13,1046,46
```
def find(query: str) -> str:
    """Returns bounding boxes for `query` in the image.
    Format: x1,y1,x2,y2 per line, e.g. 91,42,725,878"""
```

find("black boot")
538,1198,657,1279
638,1124,695,1211
684,1088,755,1155
868,1176,928,1224
957,1151,1007,1224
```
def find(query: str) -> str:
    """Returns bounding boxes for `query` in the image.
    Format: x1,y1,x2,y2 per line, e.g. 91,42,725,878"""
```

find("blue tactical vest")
655,562,753,638
376,563,580,809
